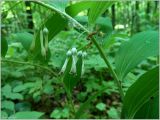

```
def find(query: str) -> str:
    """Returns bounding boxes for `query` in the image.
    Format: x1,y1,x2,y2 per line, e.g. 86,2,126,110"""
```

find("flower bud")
70,48,77,73
43,27,49,52
66,50,72,57
60,58,69,74
43,27,49,36
78,51,83,57
60,50,72,74
81,51,87,76
71,47,77,55
70,55,77,73
82,52,87,58
81,61,84,76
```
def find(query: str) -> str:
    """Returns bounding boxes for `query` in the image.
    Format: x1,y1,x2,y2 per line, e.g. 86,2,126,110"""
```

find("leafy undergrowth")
1,1,158,119
1,30,121,119
1,61,121,119
2,30,157,119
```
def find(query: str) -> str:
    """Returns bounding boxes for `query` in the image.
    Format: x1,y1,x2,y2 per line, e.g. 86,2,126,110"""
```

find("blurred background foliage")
1,0,159,119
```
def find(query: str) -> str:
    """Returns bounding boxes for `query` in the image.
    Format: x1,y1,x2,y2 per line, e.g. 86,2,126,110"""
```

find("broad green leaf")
50,108,69,119
61,108,69,118
66,1,113,33
1,37,8,57
121,66,159,119
96,102,106,111
33,91,41,98
75,16,113,33
95,17,113,33
23,82,35,88
75,87,107,118
2,84,24,100
15,102,31,111
134,94,159,119
65,1,93,17
1,111,8,119
115,31,158,80
2,100,15,111
107,107,119,119
50,109,61,119
43,83,53,95
13,32,33,51
10,93,24,100
12,111,44,119
66,1,114,25
45,0,68,12
104,33,129,49
88,2,114,24
2,84,12,96
13,84,27,92
1,85,23,100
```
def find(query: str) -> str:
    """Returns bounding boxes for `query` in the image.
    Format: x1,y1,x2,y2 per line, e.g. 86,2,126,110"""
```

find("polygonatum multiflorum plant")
1,1,159,119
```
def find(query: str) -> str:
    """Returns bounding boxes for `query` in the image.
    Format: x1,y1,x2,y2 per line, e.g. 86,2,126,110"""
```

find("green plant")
1,1,159,119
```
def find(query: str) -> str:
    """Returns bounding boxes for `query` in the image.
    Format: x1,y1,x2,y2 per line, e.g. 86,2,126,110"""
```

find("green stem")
67,91,76,116
91,37,124,99
1,59,57,76
30,1,124,100
63,84,76,117
60,75,76,117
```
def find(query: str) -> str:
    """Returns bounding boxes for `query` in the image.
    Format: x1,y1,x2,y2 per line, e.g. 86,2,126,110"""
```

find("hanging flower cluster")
60,47,87,76
30,27,49,59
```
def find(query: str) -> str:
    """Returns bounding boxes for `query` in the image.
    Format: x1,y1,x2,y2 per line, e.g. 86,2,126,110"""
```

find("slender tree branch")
30,0,125,100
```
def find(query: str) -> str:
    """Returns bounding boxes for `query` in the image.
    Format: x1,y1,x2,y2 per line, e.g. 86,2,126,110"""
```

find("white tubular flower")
60,50,72,73
71,47,77,55
78,51,83,57
43,27,49,52
82,52,87,58
81,60,84,76
43,27,49,35
70,56,77,73
70,47,77,73
66,50,72,57
81,51,87,76
30,29,37,51
40,30,46,58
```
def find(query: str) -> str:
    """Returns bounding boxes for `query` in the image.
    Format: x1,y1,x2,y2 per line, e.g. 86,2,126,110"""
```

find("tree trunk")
25,1,34,33
135,1,140,32
154,1,158,12
131,2,135,35
111,4,115,30
146,1,151,19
